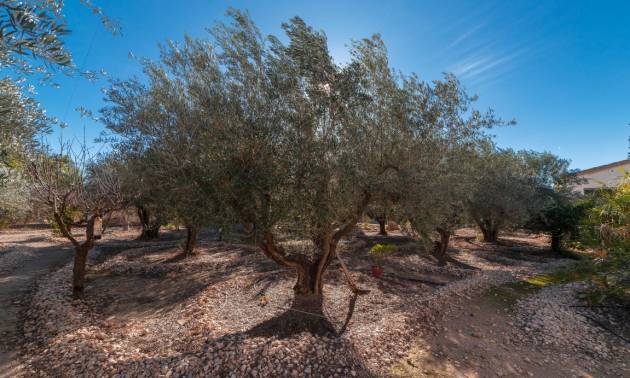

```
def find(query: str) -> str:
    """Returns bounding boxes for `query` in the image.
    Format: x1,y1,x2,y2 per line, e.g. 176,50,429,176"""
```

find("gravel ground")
16,228,601,377
515,283,630,366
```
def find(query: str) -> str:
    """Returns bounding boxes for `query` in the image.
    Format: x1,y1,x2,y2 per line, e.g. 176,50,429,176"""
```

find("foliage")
466,146,560,242
0,78,50,224
0,77,50,183
368,243,397,257
578,176,630,304
522,152,586,250
0,0,119,225
0,0,120,77
100,9,516,302
0,169,31,226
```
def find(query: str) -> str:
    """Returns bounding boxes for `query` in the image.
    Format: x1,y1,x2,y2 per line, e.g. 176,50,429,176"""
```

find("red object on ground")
371,265,383,278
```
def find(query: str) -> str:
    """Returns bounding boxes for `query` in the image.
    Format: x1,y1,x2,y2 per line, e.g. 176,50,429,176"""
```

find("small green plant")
164,223,180,231
369,243,397,257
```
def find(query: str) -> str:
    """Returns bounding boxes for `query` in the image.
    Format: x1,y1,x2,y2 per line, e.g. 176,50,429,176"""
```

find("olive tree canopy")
102,9,513,331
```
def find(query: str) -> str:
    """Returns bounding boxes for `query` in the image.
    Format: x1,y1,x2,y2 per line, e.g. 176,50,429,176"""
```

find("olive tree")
404,146,478,265
522,152,584,251
103,11,424,319
28,147,123,296
467,146,546,242
0,78,50,181
103,10,511,329
101,38,225,254
206,12,447,316
400,76,502,265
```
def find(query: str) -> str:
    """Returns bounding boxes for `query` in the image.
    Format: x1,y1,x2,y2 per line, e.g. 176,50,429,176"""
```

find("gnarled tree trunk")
432,227,451,266
254,191,370,333
137,206,160,239
293,261,326,312
477,219,499,242
258,227,367,333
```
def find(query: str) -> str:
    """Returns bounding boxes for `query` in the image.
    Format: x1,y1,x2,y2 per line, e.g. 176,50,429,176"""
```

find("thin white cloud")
450,56,492,77
448,46,532,89
446,22,486,50
460,48,526,80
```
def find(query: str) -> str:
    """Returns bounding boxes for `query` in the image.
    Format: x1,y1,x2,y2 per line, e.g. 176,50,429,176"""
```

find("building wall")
573,161,630,194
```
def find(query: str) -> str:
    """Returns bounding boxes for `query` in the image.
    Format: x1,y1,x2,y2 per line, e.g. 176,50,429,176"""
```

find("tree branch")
258,231,300,269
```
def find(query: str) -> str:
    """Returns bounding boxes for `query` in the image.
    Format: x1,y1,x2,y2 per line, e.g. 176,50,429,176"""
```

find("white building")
573,159,630,194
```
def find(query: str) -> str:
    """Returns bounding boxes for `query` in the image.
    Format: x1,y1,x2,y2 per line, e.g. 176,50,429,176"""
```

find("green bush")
369,243,397,257
578,176,630,304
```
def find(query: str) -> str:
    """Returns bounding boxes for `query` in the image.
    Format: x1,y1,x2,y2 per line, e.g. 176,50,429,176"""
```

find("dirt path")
392,280,630,377
0,230,72,378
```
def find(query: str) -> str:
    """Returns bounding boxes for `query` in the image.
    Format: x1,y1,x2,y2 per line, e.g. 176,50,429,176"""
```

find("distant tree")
467,145,543,242
366,202,395,236
523,152,585,251
0,78,50,181
0,169,30,226
401,77,501,264
527,196,586,251
405,146,480,265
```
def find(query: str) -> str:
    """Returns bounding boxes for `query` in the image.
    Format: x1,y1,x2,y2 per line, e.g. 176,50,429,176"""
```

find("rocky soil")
515,283,629,371
5,226,629,377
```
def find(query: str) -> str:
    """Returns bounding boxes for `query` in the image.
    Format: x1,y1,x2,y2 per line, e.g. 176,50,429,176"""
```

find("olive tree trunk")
292,261,326,312
551,233,562,251
432,227,451,266
137,206,160,239
477,220,499,242
72,245,90,294
54,212,98,297
377,216,387,236
183,225,199,256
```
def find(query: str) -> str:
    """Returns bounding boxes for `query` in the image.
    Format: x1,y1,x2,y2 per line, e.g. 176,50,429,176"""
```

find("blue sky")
34,0,630,170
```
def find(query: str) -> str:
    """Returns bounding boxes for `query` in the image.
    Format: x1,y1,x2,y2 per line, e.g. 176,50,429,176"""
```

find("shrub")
578,176,630,304
369,243,398,257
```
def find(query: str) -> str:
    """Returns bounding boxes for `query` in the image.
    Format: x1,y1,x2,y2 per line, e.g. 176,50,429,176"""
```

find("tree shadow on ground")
105,290,375,377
